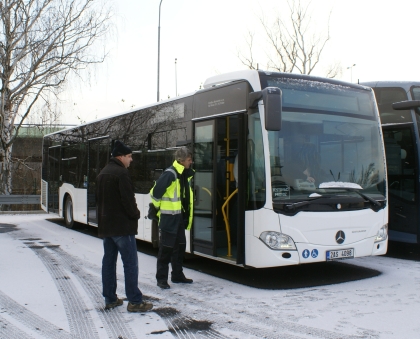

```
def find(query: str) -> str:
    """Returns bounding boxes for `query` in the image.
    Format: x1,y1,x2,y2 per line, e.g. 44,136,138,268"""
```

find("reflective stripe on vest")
160,209,182,215
158,166,181,215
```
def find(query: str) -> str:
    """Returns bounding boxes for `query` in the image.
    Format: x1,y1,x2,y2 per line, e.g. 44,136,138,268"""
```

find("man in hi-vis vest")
150,147,195,289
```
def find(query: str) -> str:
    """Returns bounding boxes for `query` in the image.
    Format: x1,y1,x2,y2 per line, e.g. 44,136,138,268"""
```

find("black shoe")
105,298,123,310
157,281,170,289
127,301,153,312
171,276,193,284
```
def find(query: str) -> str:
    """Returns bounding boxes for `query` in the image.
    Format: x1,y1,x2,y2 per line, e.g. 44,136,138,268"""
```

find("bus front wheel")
64,195,75,229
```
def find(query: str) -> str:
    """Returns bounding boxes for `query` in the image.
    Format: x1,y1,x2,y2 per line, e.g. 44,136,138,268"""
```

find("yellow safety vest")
150,160,194,230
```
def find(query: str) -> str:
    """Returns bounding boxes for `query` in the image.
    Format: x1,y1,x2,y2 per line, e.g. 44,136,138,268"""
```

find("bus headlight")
374,224,388,243
259,231,296,250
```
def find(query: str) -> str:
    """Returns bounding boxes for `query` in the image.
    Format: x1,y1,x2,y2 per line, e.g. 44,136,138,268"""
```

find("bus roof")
204,69,370,92
45,70,373,138
203,70,262,91
42,90,195,138
361,81,420,91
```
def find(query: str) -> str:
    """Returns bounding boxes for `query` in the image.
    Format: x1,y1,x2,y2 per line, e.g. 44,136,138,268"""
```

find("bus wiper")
346,189,382,207
285,194,331,210
319,182,382,208
329,170,340,182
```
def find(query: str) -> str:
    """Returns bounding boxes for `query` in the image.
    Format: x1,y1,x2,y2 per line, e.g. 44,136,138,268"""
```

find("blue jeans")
102,235,143,304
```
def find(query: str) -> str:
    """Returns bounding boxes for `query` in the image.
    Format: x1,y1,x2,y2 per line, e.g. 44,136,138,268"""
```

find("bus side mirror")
392,100,420,110
263,87,282,131
249,91,262,108
248,87,282,131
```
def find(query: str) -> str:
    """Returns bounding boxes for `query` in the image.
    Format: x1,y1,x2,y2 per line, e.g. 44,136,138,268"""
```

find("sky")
2,214,420,338
57,0,420,125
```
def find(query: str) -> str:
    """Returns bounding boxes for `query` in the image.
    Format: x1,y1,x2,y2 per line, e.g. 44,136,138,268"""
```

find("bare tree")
238,0,341,78
0,0,111,196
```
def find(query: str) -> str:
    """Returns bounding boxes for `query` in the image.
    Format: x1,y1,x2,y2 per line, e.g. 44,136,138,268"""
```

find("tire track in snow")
0,314,37,339
32,240,231,339
0,290,71,339
48,245,138,339
13,223,372,339
40,242,231,339
27,245,99,339
40,243,336,339
158,284,370,339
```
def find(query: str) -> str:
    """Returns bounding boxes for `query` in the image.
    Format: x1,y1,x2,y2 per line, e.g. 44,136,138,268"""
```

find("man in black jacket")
96,140,153,312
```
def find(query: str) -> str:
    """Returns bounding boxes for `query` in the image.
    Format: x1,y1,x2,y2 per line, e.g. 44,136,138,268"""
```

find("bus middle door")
192,115,245,264
87,137,110,225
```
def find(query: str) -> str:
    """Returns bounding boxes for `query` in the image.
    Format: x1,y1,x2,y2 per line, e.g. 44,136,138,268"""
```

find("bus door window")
383,126,417,235
247,112,266,209
87,138,110,224
193,121,214,250
215,116,239,256
48,146,61,213
384,128,416,203
373,87,410,123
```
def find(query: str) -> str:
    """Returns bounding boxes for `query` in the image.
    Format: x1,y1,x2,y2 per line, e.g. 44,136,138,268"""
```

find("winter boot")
171,243,193,283
156,245,173,283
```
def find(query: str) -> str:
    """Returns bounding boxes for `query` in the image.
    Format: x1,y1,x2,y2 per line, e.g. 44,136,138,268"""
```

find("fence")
0,195,41,205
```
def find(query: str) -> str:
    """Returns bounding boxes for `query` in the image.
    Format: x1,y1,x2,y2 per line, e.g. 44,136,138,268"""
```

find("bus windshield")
263,76,386,202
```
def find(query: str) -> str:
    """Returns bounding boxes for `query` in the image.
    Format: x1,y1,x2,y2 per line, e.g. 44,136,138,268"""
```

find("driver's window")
247,112,266,209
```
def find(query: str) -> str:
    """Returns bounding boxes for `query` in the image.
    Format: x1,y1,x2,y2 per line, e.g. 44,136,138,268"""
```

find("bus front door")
87,137,110,225
193,115,245,263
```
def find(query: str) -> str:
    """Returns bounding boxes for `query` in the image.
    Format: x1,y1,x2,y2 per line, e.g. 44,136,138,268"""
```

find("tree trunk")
0,143,13,196
0,141,13,211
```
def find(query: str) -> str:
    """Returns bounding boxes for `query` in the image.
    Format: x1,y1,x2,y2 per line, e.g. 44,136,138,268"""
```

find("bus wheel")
64,196,75,229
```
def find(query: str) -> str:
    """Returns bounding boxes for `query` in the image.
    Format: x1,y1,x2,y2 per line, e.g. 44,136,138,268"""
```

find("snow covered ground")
1,213,419,339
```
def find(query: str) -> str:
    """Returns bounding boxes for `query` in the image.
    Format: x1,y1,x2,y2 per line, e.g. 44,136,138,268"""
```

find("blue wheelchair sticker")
311,249,318,258
302,249,310,259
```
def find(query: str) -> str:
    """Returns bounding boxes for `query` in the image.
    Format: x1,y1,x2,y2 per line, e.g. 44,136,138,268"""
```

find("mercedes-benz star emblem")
335,231,345,244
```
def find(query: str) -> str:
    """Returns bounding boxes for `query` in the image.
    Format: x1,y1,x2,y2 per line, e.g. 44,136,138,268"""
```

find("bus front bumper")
245,233,387,268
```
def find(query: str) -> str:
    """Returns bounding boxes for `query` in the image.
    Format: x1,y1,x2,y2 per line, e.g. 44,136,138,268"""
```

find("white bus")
41,70,388,268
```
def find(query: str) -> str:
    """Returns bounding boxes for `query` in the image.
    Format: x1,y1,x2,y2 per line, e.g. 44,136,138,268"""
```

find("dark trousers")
156,220,186,282
102,235,143,304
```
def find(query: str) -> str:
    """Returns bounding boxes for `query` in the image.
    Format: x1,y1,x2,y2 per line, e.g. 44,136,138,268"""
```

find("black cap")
112,140,132,157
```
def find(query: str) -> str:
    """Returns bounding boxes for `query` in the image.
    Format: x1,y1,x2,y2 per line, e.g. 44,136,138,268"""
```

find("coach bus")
41,70,388,268
361,81,420,243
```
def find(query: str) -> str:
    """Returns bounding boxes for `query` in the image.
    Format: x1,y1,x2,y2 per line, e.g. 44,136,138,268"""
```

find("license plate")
326,248,354,261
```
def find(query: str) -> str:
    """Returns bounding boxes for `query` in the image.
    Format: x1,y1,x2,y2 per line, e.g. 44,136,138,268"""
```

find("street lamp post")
157,0,163,102
175,58,178,97
347,64,356,83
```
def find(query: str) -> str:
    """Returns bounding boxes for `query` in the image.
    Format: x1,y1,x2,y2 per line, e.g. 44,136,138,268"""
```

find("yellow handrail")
201,187,211,197
221,188,238,257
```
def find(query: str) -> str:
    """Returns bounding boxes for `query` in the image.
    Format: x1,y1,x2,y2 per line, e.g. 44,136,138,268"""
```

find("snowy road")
0,214,419,339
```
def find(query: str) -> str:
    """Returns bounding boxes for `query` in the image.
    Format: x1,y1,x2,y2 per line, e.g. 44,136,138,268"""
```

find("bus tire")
64,195,75,229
